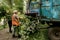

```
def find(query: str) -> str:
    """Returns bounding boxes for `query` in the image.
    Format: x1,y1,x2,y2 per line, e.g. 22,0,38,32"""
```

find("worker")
8,18,12,33
6,10,12,33
12,10,21,38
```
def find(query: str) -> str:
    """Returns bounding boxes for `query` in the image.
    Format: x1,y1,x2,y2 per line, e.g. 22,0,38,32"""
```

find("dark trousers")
8,20,12,32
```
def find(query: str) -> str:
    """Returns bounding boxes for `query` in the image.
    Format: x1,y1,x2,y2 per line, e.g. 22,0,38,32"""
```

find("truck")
24,0,60,40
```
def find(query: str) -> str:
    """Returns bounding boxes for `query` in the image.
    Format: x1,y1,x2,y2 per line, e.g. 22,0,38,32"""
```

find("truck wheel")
48,27,60,40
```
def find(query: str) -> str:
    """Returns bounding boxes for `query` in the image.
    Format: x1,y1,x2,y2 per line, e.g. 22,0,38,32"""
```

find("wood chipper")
24,0,60,40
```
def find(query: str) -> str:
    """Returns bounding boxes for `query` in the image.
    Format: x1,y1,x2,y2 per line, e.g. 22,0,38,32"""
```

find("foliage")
0,0,23,19
0,6,6,19
18,14,49,40
12,0,23,13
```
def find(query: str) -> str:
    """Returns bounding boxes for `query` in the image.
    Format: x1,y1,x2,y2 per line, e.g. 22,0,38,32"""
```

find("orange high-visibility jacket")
12,14,19,26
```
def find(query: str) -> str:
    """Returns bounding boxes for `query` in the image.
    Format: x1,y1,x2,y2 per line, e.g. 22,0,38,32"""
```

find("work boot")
12,34,16,38
18,34,21,38
9,31,12,33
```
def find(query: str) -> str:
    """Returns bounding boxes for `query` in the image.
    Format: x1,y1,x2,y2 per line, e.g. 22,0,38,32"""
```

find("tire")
48,27,60,40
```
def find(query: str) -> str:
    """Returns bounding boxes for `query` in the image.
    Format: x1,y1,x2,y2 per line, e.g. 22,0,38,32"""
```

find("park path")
0,28,18,40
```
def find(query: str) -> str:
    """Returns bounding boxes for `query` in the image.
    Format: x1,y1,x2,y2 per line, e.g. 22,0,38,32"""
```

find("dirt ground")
0,28,19,40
